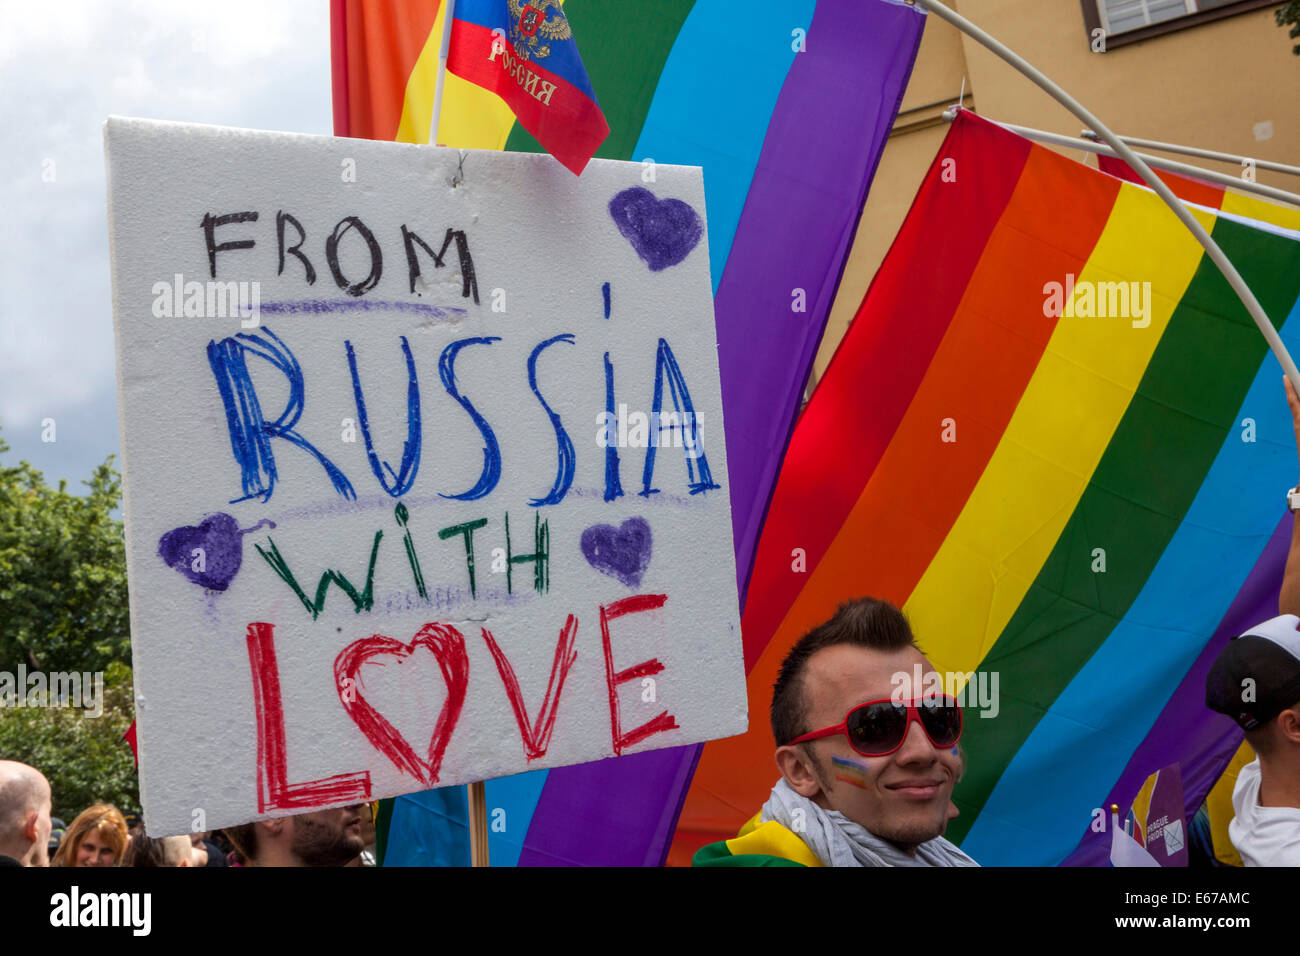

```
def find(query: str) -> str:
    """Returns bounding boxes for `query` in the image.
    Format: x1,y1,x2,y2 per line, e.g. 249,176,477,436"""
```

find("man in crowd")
222,804,366,867
694,597,978,866
1206,614,1300,865
0,760,53,867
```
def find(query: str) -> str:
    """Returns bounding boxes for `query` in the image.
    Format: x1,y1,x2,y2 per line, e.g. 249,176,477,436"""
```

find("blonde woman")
51,804,128,867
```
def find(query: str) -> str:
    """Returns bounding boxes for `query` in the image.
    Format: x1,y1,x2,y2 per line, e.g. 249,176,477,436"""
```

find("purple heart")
580,517,652,589
608,187,703,272
157,514,272,591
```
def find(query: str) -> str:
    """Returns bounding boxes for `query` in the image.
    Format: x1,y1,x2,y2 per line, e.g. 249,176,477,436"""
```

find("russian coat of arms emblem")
507,0,572,61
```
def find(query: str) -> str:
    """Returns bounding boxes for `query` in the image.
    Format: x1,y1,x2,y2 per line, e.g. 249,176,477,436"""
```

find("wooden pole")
467,781,489,866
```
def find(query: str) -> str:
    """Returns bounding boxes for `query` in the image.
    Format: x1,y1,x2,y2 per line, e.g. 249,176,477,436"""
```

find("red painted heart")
334,623,469,785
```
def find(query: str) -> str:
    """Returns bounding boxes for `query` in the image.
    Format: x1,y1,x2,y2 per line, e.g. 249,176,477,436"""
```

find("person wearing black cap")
1206,614,1300,866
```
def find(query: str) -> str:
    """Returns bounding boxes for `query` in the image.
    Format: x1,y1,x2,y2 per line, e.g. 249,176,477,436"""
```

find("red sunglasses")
790,696,963,757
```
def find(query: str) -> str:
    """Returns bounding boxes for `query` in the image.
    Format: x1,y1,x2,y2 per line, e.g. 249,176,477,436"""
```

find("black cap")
1206,615,1300,731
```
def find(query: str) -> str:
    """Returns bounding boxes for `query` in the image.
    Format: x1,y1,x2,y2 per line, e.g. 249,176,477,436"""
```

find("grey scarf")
760,778,979,867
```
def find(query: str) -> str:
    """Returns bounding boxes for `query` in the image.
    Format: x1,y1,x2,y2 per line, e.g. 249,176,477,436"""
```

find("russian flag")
447,1,609,174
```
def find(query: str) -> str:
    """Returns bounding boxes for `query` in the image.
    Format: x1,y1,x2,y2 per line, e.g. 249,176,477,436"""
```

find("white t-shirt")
1229,759,1300,866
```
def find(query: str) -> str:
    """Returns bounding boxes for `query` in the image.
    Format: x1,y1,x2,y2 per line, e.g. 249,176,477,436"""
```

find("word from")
242,595,677,811
831,755,870,790
596,406,704,459
0,667,103,718
207,327,720,505
200,211,478,302
889,665,1000,719
608,187,703,272
49,888,151,936
580,517,651,588
1042,274,1152,328
151,273,260,327
256,508,549,620
157,515,275,591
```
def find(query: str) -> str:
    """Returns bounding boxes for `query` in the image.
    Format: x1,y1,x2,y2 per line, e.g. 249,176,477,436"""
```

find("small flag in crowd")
447,1,609,174
1110,804,1160,867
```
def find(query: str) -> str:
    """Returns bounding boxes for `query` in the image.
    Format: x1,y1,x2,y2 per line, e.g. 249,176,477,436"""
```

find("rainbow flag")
673,109,1300,866
1097,154,1300,232
330,0,926,865
1065,149,1298,867
444,1,608,174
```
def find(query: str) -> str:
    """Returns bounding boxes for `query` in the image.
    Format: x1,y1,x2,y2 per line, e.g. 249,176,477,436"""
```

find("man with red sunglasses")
694,598,978,866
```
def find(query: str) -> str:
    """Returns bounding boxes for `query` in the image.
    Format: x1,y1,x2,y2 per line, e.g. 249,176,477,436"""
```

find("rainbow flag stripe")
673,110,1300,865
331,0,925,866
1097,155,1300,233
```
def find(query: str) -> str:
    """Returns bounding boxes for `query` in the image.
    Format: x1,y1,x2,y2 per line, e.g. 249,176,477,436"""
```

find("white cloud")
0,0,330,475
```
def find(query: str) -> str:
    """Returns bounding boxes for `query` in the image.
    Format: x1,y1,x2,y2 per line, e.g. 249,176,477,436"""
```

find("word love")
209,326,721,506
243,595,677,812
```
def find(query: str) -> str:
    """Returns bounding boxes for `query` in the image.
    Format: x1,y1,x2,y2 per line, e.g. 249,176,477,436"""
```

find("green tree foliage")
0,430,138,817
1280,1,1300,55
0,430,131,674
0,661,139,820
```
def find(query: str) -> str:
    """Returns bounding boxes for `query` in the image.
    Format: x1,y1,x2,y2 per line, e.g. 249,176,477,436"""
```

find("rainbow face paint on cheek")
831,755,871,789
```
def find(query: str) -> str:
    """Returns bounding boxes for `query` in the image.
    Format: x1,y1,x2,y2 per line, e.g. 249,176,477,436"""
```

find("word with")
595,406,703,458
200,211,478,303
256,508,549,621
49,887,151,936
0,667,103,718
1042,274,1152,328
889,665,1000,719
242,595,677,811
152,273,260,328
208,328,720,505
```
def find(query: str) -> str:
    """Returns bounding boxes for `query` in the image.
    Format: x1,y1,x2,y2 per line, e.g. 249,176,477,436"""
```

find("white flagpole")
943,111,1300,209
1080,130,1300,179
910,0,1300,393
429,0,458,146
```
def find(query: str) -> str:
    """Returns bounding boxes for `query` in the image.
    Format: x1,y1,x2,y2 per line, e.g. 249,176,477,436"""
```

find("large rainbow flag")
672,109,1300,866
331,0,926,865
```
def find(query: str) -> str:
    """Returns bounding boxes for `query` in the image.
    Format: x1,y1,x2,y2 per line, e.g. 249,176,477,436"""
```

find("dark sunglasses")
790,696,963,757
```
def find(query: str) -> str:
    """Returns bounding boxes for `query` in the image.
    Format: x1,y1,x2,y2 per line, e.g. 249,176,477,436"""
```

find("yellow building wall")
814,0,1299,382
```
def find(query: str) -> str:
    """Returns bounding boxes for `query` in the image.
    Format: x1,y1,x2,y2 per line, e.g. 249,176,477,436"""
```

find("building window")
1082,0,1277,50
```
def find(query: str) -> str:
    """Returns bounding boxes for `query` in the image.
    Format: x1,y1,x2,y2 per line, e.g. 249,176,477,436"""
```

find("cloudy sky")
0,1,331,488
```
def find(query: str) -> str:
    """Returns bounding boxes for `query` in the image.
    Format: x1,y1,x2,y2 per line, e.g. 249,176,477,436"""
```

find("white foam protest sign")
104,117,746,836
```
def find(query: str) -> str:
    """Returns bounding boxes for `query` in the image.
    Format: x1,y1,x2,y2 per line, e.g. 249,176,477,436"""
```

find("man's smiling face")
779,644,962,851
